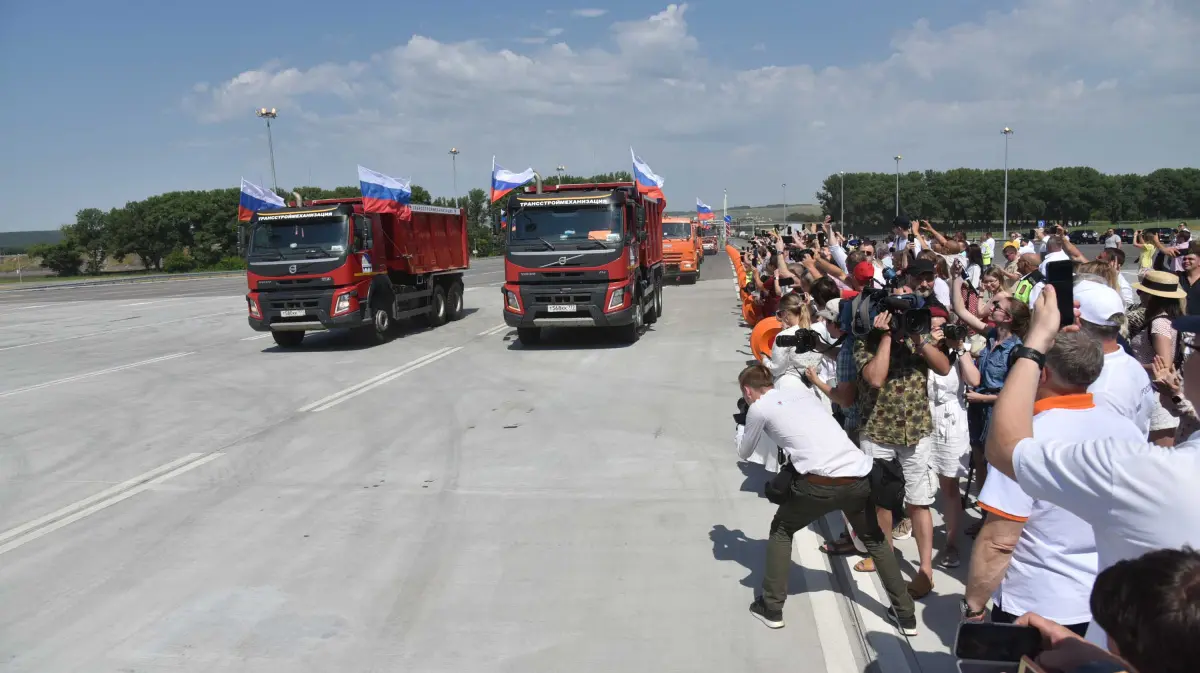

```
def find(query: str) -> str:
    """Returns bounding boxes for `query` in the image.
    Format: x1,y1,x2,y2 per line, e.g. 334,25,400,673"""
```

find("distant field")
0,229,62,252
665,203,823,221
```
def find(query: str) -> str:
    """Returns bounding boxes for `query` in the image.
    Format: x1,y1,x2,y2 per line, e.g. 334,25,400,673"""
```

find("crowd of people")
729,216,1199,673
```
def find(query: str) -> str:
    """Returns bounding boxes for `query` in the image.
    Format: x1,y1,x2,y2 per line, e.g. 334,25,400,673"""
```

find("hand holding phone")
955,622,1043,664
1044,260,1075,330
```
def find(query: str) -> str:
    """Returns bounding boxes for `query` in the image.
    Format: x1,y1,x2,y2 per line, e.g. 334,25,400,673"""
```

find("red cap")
853,261,876,284
928,305,950,319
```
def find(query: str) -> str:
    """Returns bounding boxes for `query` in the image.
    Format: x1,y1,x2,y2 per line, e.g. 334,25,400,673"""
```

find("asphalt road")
0,249,888,673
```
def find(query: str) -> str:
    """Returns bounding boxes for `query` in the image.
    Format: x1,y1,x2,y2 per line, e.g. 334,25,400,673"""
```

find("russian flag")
696,198,715,220
491,157,535,203
238,178,285,221
631,147,665,206
358,165,412,217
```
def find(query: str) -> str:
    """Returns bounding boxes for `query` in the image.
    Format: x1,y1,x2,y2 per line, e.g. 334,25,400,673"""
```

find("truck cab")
501,182,664,345
699,223,718,255
662,216,701,283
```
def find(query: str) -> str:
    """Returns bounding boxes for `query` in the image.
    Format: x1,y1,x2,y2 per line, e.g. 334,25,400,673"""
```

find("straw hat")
1133,270,1187,299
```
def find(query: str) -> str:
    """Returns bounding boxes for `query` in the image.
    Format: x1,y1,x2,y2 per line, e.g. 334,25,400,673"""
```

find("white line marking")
487,282,504,287
465,287,482,293
477,324,508,337
0,310,242,352
467,270,504,277
0,452,225,556
795,522,861,673
121,297,187,307
301,346,463,413
241,333,273,341
0,352,193,398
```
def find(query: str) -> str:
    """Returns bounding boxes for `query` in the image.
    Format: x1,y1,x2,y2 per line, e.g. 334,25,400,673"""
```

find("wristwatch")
959,598,987,621
1009,345,1046,370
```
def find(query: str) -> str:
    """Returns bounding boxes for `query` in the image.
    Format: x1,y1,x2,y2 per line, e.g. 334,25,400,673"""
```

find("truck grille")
663,252,684,263
267,296,323,311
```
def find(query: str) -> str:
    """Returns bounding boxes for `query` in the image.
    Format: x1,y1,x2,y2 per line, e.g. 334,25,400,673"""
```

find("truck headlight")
505,290,520,311
608,287,625,310
247,296,261,318
333,292,352,316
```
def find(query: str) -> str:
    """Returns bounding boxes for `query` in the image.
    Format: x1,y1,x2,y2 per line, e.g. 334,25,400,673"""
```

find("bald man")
1013,253,1045,305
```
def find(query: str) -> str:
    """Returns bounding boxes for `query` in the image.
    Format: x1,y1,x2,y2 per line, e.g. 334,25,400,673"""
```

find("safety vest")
1012,270,1044,304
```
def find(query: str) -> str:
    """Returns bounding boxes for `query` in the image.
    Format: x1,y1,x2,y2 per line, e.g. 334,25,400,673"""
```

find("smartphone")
908,233,916,243
1044,260,1075,329
818,232,828,246
781,235,795,245
954,622,1043,664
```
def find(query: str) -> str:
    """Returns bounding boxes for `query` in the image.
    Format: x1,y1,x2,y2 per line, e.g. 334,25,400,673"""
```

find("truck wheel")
517,326,541,345
424,285,448,327
271,331,304,348
445,281,465,321
616,292,643,344
685,274,698,285
359,297,395,344
645,278,662,325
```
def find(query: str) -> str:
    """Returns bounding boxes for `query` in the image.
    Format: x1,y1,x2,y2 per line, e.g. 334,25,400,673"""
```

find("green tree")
64,208,111,275
29,241,82,276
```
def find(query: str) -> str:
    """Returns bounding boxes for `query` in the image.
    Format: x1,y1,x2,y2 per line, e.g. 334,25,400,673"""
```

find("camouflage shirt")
854,333,933,447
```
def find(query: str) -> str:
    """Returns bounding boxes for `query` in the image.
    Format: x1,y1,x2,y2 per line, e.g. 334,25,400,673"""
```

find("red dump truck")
501,181,664,344
245,198,468,348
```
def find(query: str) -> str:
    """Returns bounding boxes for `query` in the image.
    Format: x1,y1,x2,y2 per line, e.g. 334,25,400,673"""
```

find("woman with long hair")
975,268,1008,321
964,244,984,290
950,266,1030,535
1130,270,1187,446
762,292,824,398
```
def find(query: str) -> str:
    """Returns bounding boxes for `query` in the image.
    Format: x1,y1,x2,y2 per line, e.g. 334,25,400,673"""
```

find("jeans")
762,475,916,621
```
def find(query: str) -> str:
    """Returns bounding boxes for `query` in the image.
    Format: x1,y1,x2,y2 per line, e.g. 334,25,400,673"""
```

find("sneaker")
749,597,785,629
887,607,918,636
937,547,961,569
892,518,913,540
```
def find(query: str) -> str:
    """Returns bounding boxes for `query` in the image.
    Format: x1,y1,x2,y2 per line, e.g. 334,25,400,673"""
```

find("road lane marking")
0,452,225,556
121,297,188,307
241,333,273,341
0,310,242,352
0,352,193,398
477,324,508,337
299,346,463,413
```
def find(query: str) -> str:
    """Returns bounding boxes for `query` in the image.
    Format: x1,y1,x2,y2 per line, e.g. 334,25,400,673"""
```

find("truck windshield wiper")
249,249,283,261
575,239,609,249
513,237,555,250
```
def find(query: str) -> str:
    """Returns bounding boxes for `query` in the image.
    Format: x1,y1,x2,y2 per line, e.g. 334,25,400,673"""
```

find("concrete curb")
0,271,243,293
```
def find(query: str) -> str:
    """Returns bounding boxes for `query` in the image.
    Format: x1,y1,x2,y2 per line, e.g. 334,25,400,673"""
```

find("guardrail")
0,270,244,293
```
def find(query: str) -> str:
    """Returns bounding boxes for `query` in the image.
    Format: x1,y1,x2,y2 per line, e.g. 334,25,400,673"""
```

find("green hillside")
0,230,63,253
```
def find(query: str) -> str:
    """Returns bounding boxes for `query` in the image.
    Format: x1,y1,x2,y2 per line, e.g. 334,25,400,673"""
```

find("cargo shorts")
859,435,936,507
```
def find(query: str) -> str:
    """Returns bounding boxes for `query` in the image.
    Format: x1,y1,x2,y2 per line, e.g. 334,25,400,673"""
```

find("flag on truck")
696,198,715,220
491,158,536,203
357,165,412,217
238,178,285,221
630,147,665,206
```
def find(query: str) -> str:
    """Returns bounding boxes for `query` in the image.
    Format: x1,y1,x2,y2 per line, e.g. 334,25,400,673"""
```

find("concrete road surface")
0,250,892,673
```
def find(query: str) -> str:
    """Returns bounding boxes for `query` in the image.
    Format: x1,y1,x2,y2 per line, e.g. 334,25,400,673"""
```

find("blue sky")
1,0,1197,231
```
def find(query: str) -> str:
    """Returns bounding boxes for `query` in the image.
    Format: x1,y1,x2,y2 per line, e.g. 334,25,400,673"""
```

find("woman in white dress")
762,292,829,410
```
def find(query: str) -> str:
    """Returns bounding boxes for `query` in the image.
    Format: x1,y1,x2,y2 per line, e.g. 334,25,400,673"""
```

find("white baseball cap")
817,298,841,321
1074,280,1124,327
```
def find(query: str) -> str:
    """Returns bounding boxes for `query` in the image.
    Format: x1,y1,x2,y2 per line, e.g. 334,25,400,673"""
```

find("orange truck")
662,216,702,283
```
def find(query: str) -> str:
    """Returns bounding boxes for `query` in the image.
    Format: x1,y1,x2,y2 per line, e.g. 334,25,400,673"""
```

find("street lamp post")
893,155,902,217
782,183,788,226
555,165,566,184
1002,127,1013,241
255,108,279,194
839,171,845,237
449,147,461,206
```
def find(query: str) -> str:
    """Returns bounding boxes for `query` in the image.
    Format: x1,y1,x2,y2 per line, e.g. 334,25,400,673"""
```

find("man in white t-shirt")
1074,280,1154,437
985,287,1200,649
1037,235,1070,276
962,332,1142,634
1103,228,1122,249
736,364,917,634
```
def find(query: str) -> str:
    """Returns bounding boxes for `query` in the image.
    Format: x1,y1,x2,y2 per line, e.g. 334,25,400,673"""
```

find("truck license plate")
280,310,306,318
547,304,576,313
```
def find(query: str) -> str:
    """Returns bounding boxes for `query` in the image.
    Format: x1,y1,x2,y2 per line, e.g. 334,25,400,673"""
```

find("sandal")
854,558,877,573
820,537,859,556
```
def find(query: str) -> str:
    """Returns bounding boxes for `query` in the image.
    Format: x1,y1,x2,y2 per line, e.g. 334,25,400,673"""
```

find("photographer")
851,258,952,598
762,293,824,397
735,364,918,635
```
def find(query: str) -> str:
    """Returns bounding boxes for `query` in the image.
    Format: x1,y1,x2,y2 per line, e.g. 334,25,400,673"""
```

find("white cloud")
571,9,607,18
186,1,1200,206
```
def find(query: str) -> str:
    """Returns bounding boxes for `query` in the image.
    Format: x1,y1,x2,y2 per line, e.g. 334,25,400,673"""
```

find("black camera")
839,289,931,337
882,294,932,335
774,328,822,353
942,324,968,342
733,397,749,425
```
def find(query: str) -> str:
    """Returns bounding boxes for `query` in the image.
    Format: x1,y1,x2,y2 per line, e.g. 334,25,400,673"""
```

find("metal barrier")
0,270,243,293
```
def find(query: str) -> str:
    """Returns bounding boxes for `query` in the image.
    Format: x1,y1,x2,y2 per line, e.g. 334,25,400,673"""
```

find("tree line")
30,170,639,277
815,167,1200,231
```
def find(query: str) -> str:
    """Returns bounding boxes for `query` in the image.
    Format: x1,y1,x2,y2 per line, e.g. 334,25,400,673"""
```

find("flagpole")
721,189,728,249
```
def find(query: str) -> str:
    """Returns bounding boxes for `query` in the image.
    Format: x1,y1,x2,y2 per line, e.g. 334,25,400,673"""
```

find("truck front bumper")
502,283,636,329
247,288,368,332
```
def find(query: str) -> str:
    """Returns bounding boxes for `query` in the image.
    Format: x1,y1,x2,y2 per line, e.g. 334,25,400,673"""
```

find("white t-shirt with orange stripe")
978,394,1143,625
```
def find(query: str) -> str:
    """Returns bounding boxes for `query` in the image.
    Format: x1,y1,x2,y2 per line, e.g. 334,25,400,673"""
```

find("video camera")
838,289,932,337
942,323,968,342
773,328,822,353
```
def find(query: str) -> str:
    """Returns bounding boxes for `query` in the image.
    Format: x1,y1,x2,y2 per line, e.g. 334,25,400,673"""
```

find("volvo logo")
557,257,567,265
288,264,297,274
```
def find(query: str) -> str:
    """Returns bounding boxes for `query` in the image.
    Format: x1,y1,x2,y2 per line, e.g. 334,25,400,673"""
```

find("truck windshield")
663,222,692,239
510,205,622,246
248,215,349,259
